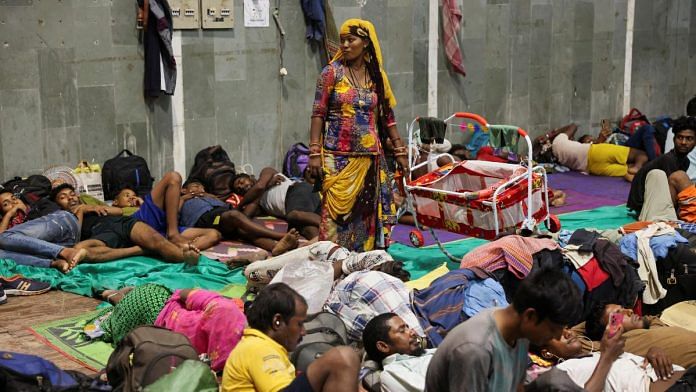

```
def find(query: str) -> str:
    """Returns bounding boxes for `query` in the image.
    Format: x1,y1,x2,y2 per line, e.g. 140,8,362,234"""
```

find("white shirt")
556,352,684,392
380,349,436,392
259,173,294,218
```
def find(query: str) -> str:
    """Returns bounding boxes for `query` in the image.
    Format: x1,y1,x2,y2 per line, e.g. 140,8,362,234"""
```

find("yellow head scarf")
331,18,396,108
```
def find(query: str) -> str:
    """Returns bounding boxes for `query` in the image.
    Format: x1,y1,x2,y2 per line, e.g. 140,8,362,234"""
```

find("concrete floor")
0,290,101,374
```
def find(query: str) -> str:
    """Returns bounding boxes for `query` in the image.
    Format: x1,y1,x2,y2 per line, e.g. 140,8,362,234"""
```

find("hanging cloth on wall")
321,0,340,63
140,0,176,96
301,0,326,42
442,0,466,76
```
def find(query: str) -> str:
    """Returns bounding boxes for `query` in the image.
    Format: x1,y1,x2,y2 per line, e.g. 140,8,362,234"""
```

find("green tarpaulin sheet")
0,256,247,297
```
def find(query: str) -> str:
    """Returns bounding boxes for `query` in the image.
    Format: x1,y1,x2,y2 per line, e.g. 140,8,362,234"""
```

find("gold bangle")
309,153,321,157
309,142,321,147
393,146,407,151
394,152,408,157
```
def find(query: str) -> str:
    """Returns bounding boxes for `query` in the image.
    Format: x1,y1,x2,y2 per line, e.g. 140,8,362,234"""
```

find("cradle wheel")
409,230,425,247
545,214,561,233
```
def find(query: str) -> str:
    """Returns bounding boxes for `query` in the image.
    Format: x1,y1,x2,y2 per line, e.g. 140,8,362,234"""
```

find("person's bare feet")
59,247,89,268
271,228,300,256
101,286,135,305
551,190,567,207
179,243,200,265
50,259,71,273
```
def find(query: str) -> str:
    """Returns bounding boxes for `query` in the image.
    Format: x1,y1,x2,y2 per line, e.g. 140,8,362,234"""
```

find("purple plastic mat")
391,171,631,247
390,224,467,247
548,171,630,214
547,171,630,202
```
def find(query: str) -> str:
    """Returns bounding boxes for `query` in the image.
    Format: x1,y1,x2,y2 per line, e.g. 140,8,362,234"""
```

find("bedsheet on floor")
201,240,269,264
201,216,289,262
0,255,247,297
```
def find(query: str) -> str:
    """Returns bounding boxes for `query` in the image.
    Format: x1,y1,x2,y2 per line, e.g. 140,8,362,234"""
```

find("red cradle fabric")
406,160,548,239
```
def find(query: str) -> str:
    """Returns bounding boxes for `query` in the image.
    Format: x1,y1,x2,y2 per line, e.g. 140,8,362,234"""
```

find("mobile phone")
608,312,624,338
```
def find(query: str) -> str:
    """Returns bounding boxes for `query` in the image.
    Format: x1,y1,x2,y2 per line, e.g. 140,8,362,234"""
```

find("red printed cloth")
442,0,466,76
460,235,559,279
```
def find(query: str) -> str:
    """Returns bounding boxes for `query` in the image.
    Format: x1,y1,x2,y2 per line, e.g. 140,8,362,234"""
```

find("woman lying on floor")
85,284,246,372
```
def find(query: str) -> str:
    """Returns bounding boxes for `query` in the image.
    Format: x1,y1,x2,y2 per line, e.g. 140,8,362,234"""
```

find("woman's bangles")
309,141,322,158
392,138,408,156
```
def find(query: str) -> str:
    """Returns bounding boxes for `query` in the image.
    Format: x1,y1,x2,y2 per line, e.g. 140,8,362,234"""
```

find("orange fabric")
678,185,696,222
621,221,655,234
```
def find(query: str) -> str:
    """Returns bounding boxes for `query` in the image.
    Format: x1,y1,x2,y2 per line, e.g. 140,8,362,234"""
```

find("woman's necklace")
347,64,369,89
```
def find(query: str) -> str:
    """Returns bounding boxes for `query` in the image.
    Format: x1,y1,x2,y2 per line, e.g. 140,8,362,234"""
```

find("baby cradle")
402,112,554,254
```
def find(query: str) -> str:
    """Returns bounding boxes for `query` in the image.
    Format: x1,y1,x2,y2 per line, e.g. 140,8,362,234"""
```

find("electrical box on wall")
201,0,234,29
169,0,200,29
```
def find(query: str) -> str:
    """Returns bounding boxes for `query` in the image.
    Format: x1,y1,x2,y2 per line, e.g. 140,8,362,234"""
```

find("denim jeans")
0,210,80,268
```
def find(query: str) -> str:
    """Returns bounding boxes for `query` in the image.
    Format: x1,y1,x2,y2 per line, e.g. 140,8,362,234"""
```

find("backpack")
2,175,52,203
290,312,347,373
282,143,310,179
0,351,95,392
105,326,199,392
187,145,237,199
653,115,673,153
101,150,154,200
665,366,696,391
620,108,650,135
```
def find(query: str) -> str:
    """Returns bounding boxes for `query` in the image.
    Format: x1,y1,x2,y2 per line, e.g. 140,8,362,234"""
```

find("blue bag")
0,351,92,391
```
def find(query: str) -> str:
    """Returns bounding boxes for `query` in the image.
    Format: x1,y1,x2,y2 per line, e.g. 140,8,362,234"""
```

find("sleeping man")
51,184,199,269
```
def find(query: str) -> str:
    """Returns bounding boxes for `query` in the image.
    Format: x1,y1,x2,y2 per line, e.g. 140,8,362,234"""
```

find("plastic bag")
270,259,334,314
74,160,105,201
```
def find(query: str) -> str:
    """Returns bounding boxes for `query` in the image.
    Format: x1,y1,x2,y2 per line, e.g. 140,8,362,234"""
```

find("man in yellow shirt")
221,283,360,392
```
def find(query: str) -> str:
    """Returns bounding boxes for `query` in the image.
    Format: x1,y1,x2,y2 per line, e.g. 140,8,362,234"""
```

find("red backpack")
620,108,649,135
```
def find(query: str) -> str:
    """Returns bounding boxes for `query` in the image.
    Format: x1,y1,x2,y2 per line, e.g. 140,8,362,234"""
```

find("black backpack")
101,150,154,200
106,326,199,392
289,312,347,373
2,175,52,203
186,145,236,199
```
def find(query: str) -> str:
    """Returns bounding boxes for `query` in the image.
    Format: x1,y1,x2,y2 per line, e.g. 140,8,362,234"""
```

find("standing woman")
307,19,408,252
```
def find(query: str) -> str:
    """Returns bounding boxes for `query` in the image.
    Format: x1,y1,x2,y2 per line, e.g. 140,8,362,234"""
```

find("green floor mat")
389,205,634,279
0,255,247,297
29,309,113,371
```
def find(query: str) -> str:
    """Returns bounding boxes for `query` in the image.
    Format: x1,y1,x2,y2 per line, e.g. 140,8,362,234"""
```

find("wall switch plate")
169,0,200,29
201,0,234,29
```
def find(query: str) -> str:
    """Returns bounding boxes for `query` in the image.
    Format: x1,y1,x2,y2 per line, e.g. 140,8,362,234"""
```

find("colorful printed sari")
312,61,396,252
